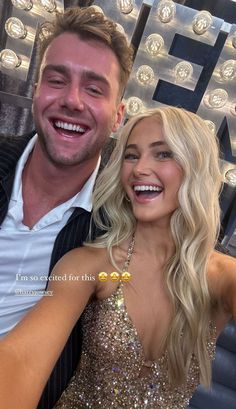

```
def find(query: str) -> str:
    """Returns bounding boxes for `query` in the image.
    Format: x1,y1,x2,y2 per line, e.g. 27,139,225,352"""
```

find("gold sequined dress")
53,282,216,409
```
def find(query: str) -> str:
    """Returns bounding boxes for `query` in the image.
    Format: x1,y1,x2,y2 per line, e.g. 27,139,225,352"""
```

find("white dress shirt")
0,134,100,337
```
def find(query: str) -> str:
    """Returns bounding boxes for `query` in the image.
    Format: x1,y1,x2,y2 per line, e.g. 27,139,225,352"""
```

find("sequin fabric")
54,282,216,409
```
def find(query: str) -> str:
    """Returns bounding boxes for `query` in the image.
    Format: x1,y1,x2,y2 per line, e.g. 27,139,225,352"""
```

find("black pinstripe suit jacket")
0,132,92,409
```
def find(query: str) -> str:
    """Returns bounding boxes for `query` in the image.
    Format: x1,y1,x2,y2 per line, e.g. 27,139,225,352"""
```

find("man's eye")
87,86,102,95
47,78,64,86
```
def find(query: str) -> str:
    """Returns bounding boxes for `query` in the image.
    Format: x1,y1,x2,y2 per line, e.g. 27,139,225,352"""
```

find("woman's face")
121,116,183,227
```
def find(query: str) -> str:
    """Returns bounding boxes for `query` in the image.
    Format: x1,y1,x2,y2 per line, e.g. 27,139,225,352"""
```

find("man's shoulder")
0,131,35,150
0,131,36,176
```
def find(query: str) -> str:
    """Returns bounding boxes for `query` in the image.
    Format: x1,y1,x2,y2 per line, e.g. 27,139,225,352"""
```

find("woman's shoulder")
59,246,107,266
50,246,109,293
208,250,236,276
208,250,230,287
208,250,236,298
208,250,235,331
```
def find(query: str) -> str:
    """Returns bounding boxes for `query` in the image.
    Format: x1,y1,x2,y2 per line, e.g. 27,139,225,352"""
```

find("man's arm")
0,248,96,409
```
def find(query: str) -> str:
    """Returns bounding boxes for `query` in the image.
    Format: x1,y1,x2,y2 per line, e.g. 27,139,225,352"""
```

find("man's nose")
60,85,84,111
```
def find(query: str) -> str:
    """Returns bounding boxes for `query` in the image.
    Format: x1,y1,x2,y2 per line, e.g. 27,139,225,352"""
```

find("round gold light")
204,120,216,133
225,169,236,187
157,0,176,23
5,17,27,40
174,61,193,82
117,0,134,14
136,65,155,86
219,60,236,81
192,11,213,35
126,97,144,116
11,0,32,10
145,34,164,57
0,49,21,69
37,0,56,13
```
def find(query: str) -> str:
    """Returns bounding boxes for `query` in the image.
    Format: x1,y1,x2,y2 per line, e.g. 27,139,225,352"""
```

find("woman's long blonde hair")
87,106,222,387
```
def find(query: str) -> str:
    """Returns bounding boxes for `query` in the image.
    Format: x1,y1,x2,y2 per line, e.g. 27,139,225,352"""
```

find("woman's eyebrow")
125,141,167,150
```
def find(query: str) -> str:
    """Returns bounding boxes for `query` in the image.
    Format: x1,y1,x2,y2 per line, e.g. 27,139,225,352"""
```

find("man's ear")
112,101,125,132
31,83,37,114
33,83,38,95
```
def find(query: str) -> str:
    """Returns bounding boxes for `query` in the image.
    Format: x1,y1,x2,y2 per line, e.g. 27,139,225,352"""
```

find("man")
0,6,133,408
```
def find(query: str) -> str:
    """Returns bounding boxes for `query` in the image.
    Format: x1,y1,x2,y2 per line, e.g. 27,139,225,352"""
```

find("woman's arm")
0,247,97,409
208,251,236,321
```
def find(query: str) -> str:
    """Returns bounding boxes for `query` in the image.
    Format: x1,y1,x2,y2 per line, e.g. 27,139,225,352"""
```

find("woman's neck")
134,222,175,266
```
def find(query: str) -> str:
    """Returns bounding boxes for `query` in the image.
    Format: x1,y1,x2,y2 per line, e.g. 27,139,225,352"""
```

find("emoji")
121,271,131,282
110,272,120,282
98,272,108,282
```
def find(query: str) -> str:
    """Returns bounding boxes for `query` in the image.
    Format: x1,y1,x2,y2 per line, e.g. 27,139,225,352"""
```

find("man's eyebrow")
82,70,110,88
42,64,69,76
125,141,167,149
42,65,110,88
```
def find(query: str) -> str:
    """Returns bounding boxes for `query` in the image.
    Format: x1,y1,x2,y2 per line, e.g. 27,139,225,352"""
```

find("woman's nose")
133,158,152,176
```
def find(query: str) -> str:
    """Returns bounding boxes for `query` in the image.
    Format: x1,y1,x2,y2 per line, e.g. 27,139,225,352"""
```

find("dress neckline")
93,234,217,372
95,281,166,369
94,280,217,372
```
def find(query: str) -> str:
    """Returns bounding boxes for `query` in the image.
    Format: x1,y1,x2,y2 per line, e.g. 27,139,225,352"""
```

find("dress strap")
122,233,135,272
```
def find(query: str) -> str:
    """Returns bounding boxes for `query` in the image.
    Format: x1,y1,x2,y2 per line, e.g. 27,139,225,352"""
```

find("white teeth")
133,185,162,192
55,121,86,133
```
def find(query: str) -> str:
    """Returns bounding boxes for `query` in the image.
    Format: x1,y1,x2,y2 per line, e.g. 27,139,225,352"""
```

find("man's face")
32,32,124,167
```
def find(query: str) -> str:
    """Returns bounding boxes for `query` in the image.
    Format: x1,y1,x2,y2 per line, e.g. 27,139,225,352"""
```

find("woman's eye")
124,152,139,161
155,151,173,160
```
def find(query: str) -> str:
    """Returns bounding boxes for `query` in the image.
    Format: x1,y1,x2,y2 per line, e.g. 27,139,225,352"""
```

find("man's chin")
45,151,82,167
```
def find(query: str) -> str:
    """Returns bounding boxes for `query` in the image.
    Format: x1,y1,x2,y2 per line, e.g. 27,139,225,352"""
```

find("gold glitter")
53,281,217,409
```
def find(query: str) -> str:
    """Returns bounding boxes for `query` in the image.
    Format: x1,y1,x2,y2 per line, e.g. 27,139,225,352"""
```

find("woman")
1,107,236,409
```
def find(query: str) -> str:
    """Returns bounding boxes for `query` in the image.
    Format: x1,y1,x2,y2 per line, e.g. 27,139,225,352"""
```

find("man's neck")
21,142,98,228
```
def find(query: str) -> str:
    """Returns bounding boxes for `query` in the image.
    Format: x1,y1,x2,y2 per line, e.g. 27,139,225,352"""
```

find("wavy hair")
88,106,222,387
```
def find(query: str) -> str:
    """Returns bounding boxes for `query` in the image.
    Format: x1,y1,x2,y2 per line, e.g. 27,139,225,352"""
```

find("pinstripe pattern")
0,133,92,409
0,133,33,224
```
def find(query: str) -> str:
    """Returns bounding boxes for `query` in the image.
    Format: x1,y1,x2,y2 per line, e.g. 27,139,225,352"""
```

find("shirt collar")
11,134,100,211
11,134,37,202
73,156,100,211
